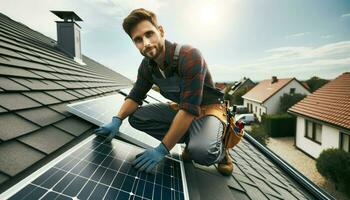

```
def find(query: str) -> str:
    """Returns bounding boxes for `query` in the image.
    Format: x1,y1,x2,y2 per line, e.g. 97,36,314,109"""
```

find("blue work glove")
132,142,169,173
95,116,122,142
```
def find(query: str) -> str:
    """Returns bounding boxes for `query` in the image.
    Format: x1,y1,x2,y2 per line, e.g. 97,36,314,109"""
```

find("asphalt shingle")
46,90,78,101
54,81,82,89
16,107,65,127
0,55,54,72
18,126,74,154
23,92,60,105
74,89,91,97
53,116,93,137
0,77,29,91
66,90,85,98
229,188,251,200
49,102,71,116
29,70,61,80
240,182,269,200
0,140,45,176
0,65,42,78
0,113,40,140
0,173,9,185
0,106,7,113
10,78,65,90
0,93,41,110
0,45,27,60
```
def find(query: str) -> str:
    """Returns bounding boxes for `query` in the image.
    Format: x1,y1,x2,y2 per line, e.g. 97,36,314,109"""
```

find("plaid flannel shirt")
126,40,222,116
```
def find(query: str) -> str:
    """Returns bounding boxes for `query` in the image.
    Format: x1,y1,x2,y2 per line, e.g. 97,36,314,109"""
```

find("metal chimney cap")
50,11,83,22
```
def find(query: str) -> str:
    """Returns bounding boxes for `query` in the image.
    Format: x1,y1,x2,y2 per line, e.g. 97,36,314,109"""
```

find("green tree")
279,93,306,113
304,76,329,93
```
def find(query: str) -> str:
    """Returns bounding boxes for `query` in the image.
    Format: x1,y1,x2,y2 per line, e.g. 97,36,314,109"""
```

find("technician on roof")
95,8,233,175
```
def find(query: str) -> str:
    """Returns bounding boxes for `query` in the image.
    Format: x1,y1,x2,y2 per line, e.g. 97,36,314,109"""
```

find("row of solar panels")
1,89,188,200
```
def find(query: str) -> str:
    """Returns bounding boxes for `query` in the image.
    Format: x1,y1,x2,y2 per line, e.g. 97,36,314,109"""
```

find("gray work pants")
128,103,225,166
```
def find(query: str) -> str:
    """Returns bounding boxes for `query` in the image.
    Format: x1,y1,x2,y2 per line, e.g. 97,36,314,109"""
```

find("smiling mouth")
145,47,155,53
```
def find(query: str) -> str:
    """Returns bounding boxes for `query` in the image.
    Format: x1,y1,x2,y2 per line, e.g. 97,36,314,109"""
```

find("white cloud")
259,41,350,63
341,13,350,18
210,41,350,81
285,32,310,39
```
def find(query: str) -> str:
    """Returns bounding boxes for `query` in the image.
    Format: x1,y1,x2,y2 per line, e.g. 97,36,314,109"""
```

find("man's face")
130,20,165,60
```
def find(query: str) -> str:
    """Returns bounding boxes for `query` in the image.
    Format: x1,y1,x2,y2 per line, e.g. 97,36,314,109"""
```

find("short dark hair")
122,8,159,37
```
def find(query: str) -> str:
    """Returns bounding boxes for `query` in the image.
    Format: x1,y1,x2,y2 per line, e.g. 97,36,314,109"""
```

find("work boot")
217,150,233,176
181,148,192,162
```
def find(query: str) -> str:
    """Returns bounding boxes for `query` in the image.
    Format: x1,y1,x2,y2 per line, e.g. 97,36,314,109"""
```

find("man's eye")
134,38,142,43
145,32,154,37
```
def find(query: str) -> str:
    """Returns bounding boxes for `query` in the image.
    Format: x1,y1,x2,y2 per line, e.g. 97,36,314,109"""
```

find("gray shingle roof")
0,11,133,190
0,11,335,200
185,138,317,200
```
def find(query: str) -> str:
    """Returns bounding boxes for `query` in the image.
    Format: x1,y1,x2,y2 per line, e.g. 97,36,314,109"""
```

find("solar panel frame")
66,93,161,149
0,135,189,200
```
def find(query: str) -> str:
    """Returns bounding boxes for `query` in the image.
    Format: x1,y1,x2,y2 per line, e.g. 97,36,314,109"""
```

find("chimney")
51,11,84,65
271,76,278,83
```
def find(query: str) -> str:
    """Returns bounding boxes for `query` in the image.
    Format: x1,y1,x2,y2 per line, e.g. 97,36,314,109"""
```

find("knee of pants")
128,114,141,130
187,140,221,166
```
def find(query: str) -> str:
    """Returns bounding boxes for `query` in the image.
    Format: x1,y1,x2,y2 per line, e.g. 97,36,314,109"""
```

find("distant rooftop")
289,72,350,129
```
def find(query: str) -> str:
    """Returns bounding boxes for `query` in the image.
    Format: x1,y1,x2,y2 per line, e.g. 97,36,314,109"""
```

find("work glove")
132,142,169,173
95,116,122,142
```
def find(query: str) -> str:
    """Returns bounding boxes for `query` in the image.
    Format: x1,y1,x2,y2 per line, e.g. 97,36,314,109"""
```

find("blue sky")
1,0,349,82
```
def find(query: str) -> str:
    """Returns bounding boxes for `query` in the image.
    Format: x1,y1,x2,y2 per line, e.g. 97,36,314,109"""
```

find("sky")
0,0,350,82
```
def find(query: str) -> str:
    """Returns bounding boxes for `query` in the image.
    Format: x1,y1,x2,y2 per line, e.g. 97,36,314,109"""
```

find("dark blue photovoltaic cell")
9,136,185,200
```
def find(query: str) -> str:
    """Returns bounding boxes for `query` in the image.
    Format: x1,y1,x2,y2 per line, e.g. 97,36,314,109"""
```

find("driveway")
267,137,348,200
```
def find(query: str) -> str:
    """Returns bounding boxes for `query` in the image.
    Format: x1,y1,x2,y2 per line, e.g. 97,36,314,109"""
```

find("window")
259,108,261,116
305,119,322,144
255,106,257,113
290,88,296,95
340,132,350,152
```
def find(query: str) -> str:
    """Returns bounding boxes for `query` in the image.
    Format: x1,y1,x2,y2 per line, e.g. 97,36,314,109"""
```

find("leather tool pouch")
168,102,244,149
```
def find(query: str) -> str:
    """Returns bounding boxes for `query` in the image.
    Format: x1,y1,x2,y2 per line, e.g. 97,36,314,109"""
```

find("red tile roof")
242,78,294,103
289,72,350,129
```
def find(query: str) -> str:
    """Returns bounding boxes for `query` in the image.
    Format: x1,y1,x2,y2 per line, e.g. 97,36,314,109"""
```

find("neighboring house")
289,72,350,159
242,76,310,121
214,82,227,91
227,77,255,97
0,12,334,200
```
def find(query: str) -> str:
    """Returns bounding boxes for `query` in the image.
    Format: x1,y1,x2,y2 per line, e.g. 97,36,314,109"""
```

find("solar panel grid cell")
8,136,185,200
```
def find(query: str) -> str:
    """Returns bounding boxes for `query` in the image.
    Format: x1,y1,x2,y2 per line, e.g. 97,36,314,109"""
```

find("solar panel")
66,93,161,149
1,135,189,200
66,92,182,159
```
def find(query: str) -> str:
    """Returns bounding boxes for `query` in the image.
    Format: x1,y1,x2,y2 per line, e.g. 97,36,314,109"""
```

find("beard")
141,42,165,60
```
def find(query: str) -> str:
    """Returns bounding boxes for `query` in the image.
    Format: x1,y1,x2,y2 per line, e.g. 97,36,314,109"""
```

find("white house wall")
243,99,266,121
264,79,310,114
295,116,340,158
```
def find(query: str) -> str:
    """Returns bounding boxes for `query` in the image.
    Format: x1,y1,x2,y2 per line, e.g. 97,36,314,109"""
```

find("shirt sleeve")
126,61,153,105
178,48,207,116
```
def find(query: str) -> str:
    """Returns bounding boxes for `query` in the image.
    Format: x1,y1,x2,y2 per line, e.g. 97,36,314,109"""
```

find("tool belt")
168,102,244,149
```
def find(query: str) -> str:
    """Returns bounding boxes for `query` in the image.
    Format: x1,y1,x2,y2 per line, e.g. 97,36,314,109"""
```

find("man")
95,8,233,175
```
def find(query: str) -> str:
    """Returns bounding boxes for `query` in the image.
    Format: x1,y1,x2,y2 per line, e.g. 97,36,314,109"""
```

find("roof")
0,12,334,200
242,78,294,103
0,12,132,189
230,78,255,94
289,72,350,130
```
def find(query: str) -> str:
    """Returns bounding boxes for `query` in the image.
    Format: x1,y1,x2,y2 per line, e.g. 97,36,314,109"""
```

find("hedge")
316,148,350,197
249,124,269,146
262,113,296,137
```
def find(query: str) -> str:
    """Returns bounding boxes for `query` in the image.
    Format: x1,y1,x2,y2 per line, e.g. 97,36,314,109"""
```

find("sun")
197,3,220,27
